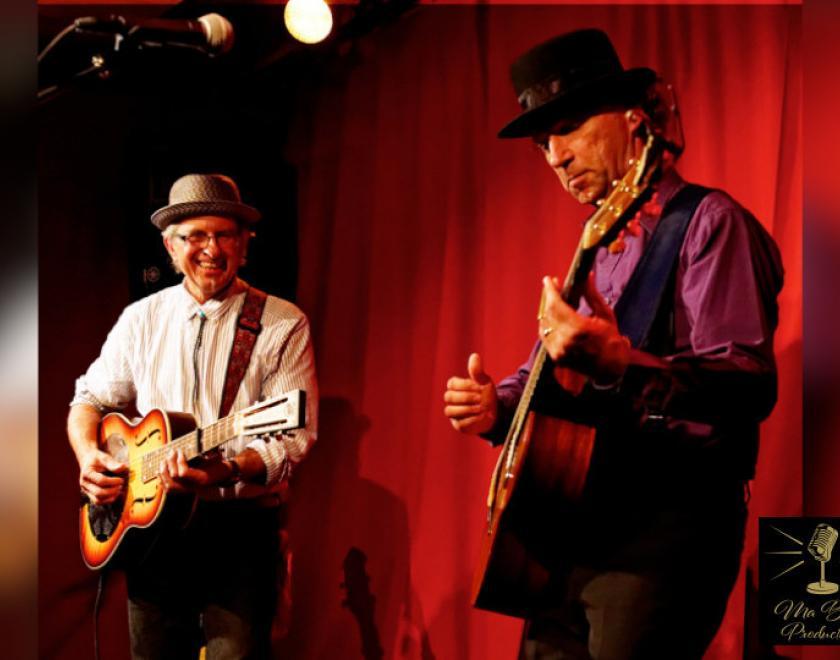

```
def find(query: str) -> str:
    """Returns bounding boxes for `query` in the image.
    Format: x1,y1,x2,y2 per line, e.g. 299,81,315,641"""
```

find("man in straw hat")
68,173,317,657
444,29,783,658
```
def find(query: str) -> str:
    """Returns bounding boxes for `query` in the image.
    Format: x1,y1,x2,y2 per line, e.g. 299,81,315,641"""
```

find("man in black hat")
444,29,784,658
68,173,318,658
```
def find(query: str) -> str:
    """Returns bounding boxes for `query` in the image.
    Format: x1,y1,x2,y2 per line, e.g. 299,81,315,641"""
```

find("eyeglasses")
174,230,241,249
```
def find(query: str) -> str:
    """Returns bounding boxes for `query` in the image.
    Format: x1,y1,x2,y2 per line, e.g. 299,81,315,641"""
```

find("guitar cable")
93,569,109,660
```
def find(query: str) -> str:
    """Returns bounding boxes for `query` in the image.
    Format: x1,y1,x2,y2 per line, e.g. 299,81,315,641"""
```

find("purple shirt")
488,170,784,479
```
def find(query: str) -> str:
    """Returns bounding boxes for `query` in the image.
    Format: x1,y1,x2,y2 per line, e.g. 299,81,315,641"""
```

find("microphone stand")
37,17,212,105
807,559,839,595
37,57,111,104
37,20,127,104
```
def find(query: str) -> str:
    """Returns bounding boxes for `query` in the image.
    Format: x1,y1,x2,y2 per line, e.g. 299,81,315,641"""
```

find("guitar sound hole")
88,497,125,542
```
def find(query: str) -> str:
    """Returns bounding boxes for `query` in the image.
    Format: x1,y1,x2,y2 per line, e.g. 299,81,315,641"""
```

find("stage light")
284,0,333,44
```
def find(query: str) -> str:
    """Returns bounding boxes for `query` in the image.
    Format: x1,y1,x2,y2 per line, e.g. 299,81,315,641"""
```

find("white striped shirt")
72,279,318,498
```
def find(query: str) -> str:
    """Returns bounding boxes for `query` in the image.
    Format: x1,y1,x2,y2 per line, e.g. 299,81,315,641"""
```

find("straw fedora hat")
151,173,261,230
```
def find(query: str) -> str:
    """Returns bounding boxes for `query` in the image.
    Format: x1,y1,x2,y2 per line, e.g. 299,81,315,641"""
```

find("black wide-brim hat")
151,173,261,230
498,29,656,139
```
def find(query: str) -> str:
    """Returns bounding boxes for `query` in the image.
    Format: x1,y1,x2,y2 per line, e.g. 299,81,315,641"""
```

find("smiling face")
163,215,249,303
533,110,643,205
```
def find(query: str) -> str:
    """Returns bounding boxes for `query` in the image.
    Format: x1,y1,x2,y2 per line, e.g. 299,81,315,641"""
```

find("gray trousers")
519,480,747,660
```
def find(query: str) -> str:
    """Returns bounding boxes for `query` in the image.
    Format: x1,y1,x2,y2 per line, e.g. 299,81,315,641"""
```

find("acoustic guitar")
80,389,305,569
471,135,662,618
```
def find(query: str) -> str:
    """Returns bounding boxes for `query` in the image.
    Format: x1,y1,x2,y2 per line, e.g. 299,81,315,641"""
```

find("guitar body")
78,390,307,570
79,409,196,569
471,370,596,619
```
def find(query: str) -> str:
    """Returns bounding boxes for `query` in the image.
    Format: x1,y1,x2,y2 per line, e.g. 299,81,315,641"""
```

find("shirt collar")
638,168,686,235
177,278,249,322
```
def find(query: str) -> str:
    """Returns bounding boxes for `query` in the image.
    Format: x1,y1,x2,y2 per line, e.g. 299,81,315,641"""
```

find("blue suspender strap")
613,184,711,349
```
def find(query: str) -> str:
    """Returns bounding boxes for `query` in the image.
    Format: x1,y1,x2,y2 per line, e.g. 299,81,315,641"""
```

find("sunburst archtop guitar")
80,389,305,569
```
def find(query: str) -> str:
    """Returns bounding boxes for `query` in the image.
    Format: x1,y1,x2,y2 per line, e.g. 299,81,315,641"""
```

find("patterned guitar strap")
217,286,295,645
218,286,268,418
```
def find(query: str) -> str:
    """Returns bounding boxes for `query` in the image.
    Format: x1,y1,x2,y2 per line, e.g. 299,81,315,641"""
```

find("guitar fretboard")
139,415,238,482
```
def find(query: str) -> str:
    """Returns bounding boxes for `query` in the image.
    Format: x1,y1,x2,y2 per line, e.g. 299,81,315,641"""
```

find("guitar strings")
119,395,293,480
123,415,239,478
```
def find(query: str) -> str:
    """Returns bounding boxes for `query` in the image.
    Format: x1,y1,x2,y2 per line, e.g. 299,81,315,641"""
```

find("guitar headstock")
235,389,306,438
580,133,660,250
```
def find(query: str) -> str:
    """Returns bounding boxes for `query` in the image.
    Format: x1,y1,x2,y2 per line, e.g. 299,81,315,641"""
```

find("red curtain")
35,4,800,658
285,5,801,659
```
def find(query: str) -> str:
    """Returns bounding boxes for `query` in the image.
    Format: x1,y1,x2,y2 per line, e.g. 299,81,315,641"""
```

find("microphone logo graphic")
806,523,838,595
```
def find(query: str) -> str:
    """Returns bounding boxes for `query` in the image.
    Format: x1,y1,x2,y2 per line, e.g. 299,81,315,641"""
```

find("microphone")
806,523,838,595
807,523,838,562
74,13,235,55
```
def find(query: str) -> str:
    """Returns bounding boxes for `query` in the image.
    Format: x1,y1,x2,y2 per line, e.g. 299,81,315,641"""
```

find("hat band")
518,79,562,111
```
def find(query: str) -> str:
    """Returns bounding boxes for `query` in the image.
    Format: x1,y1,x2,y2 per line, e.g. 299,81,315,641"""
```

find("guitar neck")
560,239,598,309
513,234,598,428
179,415,239,459
138,389,305,483
141,414,239,481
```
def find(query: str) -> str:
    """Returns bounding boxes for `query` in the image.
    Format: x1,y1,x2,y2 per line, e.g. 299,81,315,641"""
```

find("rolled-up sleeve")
249,315,318,486
71,308,137,412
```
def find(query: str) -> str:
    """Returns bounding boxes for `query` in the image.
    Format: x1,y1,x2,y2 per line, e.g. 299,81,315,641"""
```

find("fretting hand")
158,449,234,493
539,273,630,385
